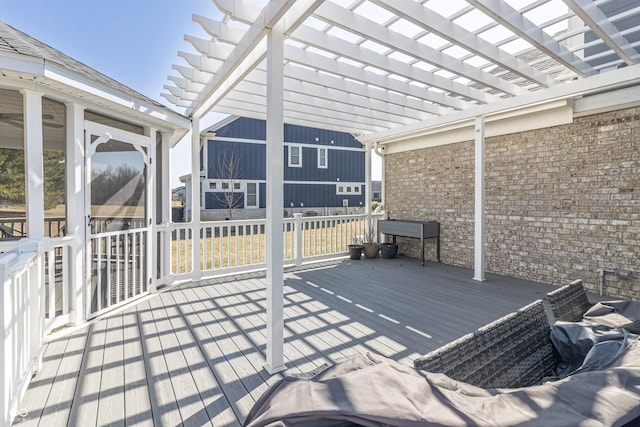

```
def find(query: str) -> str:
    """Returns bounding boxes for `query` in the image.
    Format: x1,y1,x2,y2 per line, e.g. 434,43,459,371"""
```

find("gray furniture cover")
243,347,640,427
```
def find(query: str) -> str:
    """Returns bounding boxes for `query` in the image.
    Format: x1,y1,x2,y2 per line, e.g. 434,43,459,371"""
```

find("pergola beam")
191,0,324,118
467,0,595,77
563,0,638,66
292,25,499,105
315,1,525,97
172,62,432,121
182,31,459,113
369,0,557,88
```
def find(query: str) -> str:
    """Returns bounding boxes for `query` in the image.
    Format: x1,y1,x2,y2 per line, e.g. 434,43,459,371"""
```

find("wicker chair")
546,279,592,322
414,300,556,388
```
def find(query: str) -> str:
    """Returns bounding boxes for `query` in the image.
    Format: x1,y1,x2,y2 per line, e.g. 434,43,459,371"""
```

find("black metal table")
378,219,440,266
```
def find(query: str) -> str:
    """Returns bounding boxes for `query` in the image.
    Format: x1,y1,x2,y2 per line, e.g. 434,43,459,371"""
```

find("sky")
1,0,382,187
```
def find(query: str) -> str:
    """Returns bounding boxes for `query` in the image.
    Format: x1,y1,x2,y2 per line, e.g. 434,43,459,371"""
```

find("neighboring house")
171,186,185,202
187,116,366,219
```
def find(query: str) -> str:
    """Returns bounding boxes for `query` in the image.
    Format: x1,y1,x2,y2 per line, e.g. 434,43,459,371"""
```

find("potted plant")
348,237,363,260
379,242,398,259
362,216,379,258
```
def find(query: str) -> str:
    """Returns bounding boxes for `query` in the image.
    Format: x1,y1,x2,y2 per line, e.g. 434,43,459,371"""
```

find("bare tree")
214,146,244,220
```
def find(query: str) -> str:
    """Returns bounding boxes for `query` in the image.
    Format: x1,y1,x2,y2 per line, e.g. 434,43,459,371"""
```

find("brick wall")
385,106,639,299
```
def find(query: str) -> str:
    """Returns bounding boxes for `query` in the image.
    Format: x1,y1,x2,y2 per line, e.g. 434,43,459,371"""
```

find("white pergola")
162,0,640,373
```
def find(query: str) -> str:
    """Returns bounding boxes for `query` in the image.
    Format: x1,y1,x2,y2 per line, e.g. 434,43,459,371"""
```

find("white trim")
206,178,367,186
375,102,574,155
208,135,365,151
361,65,640,146
288,144,302,168
317,147,328,169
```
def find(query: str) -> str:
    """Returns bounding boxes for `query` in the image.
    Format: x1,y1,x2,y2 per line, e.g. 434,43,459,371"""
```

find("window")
288,145,302,167
209,182,217,190
221,182,229,190
336,184,362,195
233,182,241,190
246,182,258,208
317,147,328,168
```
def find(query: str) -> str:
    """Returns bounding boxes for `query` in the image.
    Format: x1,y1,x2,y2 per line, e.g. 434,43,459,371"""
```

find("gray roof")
0,20,184,119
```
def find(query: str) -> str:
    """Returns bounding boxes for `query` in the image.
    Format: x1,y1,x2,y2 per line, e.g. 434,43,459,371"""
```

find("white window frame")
245,182,258,208
288,144,302,168
317,147,328,169
336,183,362,195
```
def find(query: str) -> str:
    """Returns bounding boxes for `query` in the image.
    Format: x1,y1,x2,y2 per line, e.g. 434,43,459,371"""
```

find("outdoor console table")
378,219,440,266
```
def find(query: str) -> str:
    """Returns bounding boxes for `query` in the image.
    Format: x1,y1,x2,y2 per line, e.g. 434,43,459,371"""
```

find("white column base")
264,363,287,375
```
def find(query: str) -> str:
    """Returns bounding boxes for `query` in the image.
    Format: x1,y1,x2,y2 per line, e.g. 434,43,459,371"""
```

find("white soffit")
163,0,640,143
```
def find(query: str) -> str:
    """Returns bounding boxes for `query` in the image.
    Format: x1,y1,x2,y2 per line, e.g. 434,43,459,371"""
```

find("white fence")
0,240,43,427
165,213,381,280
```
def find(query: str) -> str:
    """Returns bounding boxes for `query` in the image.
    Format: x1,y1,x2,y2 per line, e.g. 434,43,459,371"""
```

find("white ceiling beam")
193,13,246,43
229,80,413,127
212,0,267,24
315,1,524,96
226,91,393,130
292,24,499,105
563,0,637,66
182,33,452,114
214,98,383,134
369,0,557,88
191,0,324,118
173,61,430,121
284,49,461,112
467,0,595,77
361,63,640,144
167,76,401,130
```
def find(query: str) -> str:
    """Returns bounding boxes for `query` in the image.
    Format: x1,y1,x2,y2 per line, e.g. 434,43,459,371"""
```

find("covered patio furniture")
546,279,594,322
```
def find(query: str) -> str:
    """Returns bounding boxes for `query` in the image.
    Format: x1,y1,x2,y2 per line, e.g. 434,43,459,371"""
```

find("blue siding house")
200,117,365,214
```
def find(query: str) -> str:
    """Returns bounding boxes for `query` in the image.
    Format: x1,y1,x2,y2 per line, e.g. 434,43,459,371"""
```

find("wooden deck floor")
14,257,557,426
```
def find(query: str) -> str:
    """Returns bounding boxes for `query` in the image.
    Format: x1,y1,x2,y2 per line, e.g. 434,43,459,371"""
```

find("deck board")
121,309,153,426
14,258,557,426
97,312,125,426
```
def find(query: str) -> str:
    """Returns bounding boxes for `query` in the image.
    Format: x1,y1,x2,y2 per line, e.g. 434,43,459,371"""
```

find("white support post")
365,143,372,215
473,116,486,282
293,213,303,266
161,132,172,283
0,258,9,427
191,117,202,281
146,127,157,292
21,89,45,239
65,102,86,323
264,19,286,375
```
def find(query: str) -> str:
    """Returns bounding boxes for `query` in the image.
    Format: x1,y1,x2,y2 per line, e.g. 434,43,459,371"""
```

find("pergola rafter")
563,0,638,66
467,0,595,77
162,0,640,139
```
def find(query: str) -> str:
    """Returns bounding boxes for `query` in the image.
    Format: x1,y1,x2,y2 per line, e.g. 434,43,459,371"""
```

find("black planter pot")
348,244,363,260
380,243,398,259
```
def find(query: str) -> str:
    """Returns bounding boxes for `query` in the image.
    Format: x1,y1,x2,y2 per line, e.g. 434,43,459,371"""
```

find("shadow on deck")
14,257,557,426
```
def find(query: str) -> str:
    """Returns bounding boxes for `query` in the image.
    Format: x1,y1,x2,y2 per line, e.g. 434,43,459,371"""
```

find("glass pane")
90,139,146,231
247,182,257,206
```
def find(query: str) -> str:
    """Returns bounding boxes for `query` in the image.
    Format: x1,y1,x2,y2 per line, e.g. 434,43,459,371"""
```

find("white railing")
89,228,148,317
42,236,73,334
0,239,43,427
163,213,382,281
